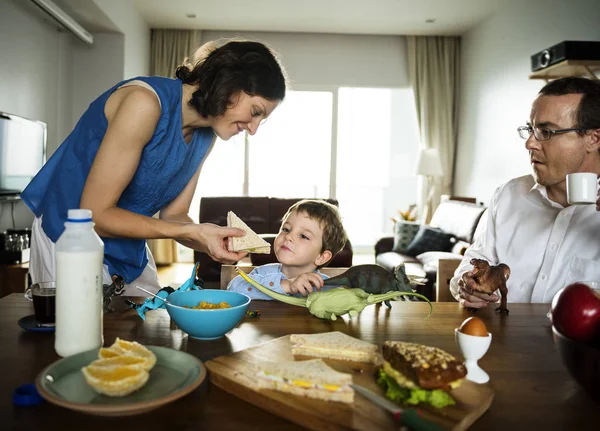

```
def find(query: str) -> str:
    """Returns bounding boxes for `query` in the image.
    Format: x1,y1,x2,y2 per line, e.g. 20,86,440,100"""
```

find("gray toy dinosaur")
323,264,417,308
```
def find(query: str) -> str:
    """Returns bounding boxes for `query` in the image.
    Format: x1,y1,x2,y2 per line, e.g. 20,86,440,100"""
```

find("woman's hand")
182,223,248,264
283,273,325,296
457,272,499,309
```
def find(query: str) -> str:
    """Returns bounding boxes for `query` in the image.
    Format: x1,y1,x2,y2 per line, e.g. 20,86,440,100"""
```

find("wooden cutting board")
206,336,494,430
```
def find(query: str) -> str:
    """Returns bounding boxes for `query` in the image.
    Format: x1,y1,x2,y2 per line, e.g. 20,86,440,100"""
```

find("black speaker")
531,41,600,72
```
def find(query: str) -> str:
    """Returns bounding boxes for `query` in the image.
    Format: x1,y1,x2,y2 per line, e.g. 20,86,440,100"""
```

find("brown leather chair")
194,197,353,282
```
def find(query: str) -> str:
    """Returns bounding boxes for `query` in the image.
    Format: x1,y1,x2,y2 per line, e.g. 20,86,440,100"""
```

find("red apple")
551,283,600,343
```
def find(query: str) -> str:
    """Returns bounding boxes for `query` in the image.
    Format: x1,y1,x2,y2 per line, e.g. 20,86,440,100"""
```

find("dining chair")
219,265,349,290
436,258,461,302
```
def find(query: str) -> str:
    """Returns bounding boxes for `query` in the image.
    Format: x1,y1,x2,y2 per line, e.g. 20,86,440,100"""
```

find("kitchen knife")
350,384,444,431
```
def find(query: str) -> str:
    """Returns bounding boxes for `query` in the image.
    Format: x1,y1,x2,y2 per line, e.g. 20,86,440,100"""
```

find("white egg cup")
455,329,492,384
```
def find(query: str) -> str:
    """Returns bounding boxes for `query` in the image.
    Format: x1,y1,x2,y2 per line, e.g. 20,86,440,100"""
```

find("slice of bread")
227,211,271,254
290,331,378,363
256,359,354,403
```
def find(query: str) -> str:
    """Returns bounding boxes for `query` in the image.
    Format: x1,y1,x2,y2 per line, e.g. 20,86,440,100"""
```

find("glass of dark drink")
24,281,56,327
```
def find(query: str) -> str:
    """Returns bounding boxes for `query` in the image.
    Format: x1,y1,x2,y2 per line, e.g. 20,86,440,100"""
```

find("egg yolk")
459,317,488,336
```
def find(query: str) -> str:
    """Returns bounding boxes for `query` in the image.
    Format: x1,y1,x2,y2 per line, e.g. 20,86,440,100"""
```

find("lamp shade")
415,148,444,177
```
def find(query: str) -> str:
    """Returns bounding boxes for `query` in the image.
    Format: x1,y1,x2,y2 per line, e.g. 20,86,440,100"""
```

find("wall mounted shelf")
529,59,600,81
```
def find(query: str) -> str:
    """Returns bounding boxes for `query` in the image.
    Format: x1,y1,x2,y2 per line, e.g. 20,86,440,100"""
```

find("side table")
0,262,29,298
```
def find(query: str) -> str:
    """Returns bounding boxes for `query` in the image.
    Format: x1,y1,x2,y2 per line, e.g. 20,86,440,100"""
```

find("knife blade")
350,384,444,431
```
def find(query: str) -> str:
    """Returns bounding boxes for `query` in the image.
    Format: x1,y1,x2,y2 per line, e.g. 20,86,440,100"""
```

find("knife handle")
398,409,444,431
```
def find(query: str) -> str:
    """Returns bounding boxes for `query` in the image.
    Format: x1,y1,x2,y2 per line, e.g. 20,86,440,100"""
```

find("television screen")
0,112,46,197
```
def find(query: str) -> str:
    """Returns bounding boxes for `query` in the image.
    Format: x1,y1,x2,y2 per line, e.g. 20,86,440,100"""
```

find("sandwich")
227,211,271,254
377,341,466,408
290,331,379,363
256,358,354,403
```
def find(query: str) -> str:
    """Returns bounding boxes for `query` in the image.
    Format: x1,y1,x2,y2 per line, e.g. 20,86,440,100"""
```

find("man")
450,77,600,307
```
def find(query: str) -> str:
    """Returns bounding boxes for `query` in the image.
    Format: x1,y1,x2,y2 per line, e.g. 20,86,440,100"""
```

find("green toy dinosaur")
236,268,432,321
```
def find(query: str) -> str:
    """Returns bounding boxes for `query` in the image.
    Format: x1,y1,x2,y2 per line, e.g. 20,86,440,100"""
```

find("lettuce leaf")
376,368,456,409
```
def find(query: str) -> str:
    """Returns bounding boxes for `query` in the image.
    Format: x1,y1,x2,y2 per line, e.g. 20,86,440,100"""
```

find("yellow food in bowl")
184,300,231,310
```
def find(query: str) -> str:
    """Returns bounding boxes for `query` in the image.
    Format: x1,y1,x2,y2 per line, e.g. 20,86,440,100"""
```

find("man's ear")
587,128,600,152
315,250,332,267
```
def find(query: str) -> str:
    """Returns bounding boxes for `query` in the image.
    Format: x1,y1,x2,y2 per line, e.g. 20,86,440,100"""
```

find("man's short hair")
539,77,600,131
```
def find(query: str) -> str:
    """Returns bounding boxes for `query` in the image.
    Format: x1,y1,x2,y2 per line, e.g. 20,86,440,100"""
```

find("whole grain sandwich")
377,341,466,408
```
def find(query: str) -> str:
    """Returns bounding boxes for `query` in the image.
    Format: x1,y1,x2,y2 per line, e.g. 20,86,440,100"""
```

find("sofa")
375,199,486,301
194,197,354,281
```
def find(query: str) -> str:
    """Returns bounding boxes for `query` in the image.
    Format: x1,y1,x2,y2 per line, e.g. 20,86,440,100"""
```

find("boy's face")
274,211,331,271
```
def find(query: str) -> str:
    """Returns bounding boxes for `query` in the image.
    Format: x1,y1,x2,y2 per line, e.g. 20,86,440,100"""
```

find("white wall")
0,0,148,233
455,0,600,204
203,31,409,88
70,33,125,124
92,0,150,78
0,0,74,231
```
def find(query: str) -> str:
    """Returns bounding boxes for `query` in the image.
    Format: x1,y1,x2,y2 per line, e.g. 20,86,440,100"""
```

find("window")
190,88,420,254
336,88,420,250
247,91,333,198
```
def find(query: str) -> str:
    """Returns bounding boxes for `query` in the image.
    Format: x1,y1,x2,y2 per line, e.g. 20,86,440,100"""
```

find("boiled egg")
459,317,489,337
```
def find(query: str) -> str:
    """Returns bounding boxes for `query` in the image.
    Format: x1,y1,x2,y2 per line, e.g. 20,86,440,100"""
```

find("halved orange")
90,356,147,370
82,363,149,397
98,338,156,371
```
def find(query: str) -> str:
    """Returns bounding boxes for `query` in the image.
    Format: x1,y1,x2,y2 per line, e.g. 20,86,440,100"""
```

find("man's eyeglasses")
517,124,589,141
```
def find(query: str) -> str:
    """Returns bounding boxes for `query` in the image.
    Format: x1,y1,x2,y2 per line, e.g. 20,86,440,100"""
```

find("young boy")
227,199,348,300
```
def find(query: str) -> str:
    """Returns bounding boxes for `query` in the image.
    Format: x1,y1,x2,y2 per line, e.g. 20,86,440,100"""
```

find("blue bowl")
166,290,251,340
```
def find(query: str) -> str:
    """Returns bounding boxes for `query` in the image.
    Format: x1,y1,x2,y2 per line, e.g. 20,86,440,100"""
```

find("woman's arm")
80,88,246,263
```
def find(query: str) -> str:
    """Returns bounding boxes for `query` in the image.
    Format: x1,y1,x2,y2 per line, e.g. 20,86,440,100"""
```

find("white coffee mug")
566,172,598,205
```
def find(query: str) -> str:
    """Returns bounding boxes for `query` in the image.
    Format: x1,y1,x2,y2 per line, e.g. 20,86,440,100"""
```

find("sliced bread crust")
290,331,378,363
227,211,271,253
258,358,352,386
256,378,354,404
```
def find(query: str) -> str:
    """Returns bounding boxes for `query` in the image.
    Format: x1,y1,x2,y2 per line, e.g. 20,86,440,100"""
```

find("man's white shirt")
450,174,600,303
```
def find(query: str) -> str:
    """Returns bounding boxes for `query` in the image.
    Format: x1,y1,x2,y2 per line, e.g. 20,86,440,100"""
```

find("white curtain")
407,36,461,223
150,29,203,77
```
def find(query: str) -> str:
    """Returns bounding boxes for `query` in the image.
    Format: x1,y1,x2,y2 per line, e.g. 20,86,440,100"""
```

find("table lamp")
415,148,444,224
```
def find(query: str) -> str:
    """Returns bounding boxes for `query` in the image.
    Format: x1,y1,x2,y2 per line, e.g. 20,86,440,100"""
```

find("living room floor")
157,252,375,288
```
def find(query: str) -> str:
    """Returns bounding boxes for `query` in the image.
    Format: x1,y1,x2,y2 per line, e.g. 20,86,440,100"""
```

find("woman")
21,39,287,295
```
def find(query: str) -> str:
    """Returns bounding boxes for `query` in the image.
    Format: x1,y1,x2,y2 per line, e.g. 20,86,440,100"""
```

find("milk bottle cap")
67,209,92,222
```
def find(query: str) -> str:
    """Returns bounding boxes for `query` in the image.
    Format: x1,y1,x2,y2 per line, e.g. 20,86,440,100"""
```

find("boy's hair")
175,39,288,118
281,199,348,264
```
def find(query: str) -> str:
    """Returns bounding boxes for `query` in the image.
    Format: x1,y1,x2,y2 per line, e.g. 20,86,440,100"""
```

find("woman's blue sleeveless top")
21,76,214,283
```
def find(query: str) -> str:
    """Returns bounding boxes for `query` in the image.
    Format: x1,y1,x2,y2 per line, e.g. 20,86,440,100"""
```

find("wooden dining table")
1,293,596,430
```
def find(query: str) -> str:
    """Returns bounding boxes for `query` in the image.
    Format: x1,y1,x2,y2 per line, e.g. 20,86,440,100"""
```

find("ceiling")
57,0,507,37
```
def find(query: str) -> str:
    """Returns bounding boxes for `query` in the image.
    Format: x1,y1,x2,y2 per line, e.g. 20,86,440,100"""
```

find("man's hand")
457,274,499,309
283,273,325,297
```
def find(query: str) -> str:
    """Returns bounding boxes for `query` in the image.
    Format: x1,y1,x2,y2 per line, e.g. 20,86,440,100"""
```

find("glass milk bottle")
55,209,105,357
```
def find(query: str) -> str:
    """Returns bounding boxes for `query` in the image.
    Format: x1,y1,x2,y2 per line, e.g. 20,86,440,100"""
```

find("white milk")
54,209,105,358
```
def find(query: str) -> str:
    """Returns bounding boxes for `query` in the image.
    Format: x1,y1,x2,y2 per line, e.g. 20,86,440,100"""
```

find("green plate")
36,346,206,416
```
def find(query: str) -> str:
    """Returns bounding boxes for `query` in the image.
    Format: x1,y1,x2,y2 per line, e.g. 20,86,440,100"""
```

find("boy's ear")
315,250,332,267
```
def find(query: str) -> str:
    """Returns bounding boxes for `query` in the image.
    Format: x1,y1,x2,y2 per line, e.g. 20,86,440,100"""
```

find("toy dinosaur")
236,268,432,321
462,258,510,314
323,264,418,308
127,262,204,320
103,275,126,313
